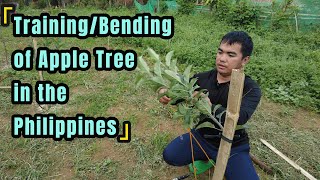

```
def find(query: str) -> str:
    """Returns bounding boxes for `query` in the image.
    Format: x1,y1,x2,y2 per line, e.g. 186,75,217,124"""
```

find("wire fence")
256,0,320,31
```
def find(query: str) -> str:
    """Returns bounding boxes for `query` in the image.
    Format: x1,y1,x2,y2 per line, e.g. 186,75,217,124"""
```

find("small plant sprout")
136,48,223,130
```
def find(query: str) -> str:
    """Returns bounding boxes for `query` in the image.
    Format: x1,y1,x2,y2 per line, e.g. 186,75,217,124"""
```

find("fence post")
294,12,299,33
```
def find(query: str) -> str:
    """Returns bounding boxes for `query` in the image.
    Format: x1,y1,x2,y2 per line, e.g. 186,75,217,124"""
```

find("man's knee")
162,133,192,166
163,146,189,166
162,147,177,166
225,151,259,180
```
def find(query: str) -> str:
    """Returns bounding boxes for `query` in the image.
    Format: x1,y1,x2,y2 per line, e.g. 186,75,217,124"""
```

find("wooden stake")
32,38,44,81
108,36,110,48
294,12,299,33
212,69,245,180
2,38,9,66
32,38,49,111
260,139,317,180
0,86,11,89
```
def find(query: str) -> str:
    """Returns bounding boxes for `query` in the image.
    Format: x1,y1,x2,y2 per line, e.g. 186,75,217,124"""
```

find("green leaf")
173,112,183,119
195,121,218,130
170,58,178,72
151,76,167,87
184,110,191,125
135,74,145,88
196,98,212,115
138,56,150,74
183,65,192,82
164,70,182,84
189,78,198,89
169,97,184,105
216,110,226,123
165,51,174,67
212,104,222,117
192,113,201,128
154,61,162,77
171,83,188,92
177,74,186,84
178,104,187,114
147,47,160,62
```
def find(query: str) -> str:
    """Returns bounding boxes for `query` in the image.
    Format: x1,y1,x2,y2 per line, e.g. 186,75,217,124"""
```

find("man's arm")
211,85,261,125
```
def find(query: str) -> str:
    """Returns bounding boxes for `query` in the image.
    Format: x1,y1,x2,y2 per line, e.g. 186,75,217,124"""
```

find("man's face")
215,42,249,76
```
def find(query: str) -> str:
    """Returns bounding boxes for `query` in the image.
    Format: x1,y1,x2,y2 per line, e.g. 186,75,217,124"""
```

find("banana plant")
136,48,223,130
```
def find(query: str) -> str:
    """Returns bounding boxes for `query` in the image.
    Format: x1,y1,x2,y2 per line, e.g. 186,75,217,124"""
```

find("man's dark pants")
163,129,259,180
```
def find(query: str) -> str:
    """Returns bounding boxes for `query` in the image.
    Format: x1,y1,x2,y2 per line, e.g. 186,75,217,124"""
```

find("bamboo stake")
2,39,8,66
260,139,317,180
294,12,299,33
212,69,245,180
0,86,11,89
32,38,48,111
108,36,110,48
32,38,43,81
0,26,9,67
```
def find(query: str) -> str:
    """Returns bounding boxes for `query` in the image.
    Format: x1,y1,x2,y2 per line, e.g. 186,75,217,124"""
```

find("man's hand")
158,88,171,105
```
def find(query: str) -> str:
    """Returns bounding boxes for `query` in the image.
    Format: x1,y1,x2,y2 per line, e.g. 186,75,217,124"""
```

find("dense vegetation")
3,2,319,111
17,0,314,111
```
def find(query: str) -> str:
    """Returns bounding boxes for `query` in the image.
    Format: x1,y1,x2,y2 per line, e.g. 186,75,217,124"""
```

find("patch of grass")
74,158,118,179
248,99,320,179
150,132,171,156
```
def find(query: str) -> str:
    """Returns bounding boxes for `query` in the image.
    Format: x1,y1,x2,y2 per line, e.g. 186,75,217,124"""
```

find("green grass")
0,6,319,180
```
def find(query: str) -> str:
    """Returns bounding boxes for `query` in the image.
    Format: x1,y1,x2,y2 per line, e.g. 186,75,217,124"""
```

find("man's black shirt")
192,69,261,148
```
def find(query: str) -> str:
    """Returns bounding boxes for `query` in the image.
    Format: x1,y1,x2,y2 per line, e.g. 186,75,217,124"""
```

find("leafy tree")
136,48,223,129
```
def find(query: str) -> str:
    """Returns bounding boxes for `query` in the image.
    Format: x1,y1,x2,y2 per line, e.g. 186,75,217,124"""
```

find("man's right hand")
158,88,171,105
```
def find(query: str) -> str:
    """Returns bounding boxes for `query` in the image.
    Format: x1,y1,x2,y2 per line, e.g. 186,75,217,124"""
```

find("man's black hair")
220,31,253,58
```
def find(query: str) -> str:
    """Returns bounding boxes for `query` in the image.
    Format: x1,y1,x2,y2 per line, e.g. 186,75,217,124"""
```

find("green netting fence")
134,0,210,14
134,0,319,30
134,0,180,13
134,0,158,13
255,0,320,31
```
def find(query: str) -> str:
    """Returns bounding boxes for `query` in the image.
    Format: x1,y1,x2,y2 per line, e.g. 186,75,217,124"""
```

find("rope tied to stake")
188,128,216,179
